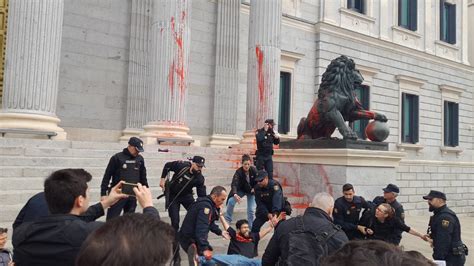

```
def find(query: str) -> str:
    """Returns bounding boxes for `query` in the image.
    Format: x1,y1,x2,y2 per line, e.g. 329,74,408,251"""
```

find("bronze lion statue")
297,55,387,140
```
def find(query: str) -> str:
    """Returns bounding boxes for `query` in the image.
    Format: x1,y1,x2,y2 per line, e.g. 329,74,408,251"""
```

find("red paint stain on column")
256,45,265,125
170,12,187,102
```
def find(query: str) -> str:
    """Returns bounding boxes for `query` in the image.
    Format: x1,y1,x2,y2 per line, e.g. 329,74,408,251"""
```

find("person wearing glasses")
0,228,13,266
159,155,207,266
358,203,427,245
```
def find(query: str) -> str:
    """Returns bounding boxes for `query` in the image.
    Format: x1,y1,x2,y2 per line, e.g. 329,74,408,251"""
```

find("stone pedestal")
0,0,66,140
273,149,405,202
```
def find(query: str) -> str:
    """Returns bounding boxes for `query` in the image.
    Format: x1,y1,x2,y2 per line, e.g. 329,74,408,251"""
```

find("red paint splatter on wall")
318,165,334,196
168,11,187,102
255,45,265,126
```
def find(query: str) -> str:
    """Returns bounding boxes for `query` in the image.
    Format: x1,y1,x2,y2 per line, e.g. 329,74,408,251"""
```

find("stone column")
0,0,66,140
209,0,241,148
241,0,282,145
142,0,192,143
121,0,152,141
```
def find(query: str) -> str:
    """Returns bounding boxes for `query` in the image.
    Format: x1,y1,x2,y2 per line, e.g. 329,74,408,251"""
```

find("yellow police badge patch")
204,208,210,215
442,220,450,228
273,185,279,191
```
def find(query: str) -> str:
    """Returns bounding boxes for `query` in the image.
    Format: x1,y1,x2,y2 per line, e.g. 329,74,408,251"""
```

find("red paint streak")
170,14,186,101
256,45,265,103
317,165,333,196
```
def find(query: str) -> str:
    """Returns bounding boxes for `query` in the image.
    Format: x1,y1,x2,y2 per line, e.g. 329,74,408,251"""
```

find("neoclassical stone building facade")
0,0,473,214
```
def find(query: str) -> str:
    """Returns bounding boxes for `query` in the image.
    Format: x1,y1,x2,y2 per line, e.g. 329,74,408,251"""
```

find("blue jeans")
199,254,261,266
225,191,255,228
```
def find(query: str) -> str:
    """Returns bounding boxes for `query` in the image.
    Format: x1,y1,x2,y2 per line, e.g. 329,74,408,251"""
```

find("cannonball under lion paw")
365,121,390,142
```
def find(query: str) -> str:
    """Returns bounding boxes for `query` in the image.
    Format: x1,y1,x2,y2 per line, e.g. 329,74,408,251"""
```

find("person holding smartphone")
100,137,148,220
255,119,280,179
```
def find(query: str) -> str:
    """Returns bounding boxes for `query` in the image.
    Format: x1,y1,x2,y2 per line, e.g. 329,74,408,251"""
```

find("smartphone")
122,182,138,196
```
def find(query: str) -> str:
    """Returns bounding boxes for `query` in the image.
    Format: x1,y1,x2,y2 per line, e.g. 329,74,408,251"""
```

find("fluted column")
209,0,241,148
121,0,152,141
0,0,66,140
241,0,282,145
142,0,192,143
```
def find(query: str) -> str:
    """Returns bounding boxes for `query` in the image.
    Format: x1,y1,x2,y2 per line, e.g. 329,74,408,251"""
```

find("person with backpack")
262,192,348,266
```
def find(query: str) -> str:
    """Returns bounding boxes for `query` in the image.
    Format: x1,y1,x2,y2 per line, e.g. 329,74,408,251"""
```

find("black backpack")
286,216,342,266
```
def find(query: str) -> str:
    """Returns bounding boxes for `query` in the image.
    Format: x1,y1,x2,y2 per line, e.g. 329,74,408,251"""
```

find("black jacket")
13,192,49,230
229,166,258,196
100,148,148,196
179,196,222,253
359,210,411,245
256,128,280,157
373,196,405,244
429,205,464,260
262,207,348,266
12,204,159,266
333,195,369,239
161,160,206,198
254,179,284,218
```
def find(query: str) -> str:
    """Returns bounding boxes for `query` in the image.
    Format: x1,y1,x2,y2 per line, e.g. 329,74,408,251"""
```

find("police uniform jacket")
333,195,369,238
373,196,405,244
256,128,280,157
161,160,206,198
100,148,147,196
229,166,258,197
429,205,464,261
179,196,222,252
254,179,284,217
262,207,349,266
12,201,159,266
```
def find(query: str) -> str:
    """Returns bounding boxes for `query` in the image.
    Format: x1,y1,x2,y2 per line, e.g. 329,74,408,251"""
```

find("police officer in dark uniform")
255,119,280,179
179,186,230,266
423,190,468,266
252,170,287,234
101,137,148,221
334,183,370,240
372,183,405,245
159,156,207,265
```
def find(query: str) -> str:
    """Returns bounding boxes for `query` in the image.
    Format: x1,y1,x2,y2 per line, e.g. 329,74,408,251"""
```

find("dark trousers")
106,197,137,221
445,254,466,266
256,156,273,179
251,214,268,234
169,194,195,263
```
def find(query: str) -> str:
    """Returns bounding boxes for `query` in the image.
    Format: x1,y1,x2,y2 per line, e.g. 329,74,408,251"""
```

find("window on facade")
444,101,459,147
278,72,291,134
401,93,419,144
351,85,370,139
398,0,417,31
347,0,365,14
440,0,456,44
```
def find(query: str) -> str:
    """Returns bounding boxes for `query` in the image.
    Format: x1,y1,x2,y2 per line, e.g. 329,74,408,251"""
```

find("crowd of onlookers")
0,135,467,266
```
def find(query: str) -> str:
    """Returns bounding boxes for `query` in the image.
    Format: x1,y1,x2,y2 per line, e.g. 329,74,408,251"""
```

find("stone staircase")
0,138,310,261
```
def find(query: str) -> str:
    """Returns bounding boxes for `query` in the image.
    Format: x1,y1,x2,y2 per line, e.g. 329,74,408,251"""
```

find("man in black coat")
179,186,230,266
262,192,348,265
423,190,467,266
100,137,148,220
255,119,280,179
333,183,370,240
373,183,405,245
13,168,159,266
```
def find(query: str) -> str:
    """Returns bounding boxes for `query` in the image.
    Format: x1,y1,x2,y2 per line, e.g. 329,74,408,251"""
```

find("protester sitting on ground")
224,154,258,229
358,203,427,245
12,168,159,266
220,216,275,259
76,213,175,266
0,228,13,266
262,192,348,266
321,240,436,266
